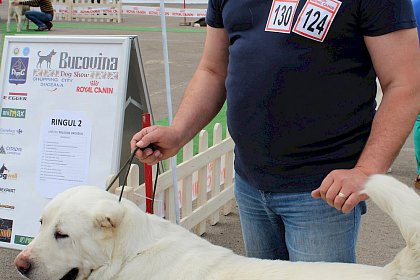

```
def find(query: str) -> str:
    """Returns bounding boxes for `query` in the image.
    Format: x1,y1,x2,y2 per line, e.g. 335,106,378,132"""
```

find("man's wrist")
354,163,388,175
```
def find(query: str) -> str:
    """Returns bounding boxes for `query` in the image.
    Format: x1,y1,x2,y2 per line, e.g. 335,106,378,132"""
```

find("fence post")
194,130,208,235
223,129,234,215
210,123,222,225
182,141,194,220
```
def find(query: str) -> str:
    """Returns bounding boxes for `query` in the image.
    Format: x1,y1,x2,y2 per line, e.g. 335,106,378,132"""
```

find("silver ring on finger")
337,192,348,199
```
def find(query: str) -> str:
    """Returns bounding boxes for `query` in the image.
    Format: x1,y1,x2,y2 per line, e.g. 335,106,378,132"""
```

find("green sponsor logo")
1,108,26,119
14,235,34,245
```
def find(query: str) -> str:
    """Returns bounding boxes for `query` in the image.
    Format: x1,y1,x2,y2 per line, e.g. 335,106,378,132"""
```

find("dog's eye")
54,231,69,239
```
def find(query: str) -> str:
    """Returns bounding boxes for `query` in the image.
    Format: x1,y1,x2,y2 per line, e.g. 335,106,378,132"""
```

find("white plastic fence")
107,123,236,235
52,0,122,23
51,0,207,22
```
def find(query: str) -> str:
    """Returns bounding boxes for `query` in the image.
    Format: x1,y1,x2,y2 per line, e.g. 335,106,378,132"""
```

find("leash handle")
106,113,156,207
142,113,154,214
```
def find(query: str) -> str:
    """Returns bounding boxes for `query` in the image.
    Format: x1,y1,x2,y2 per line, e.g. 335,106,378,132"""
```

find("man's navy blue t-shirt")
206,0,416,192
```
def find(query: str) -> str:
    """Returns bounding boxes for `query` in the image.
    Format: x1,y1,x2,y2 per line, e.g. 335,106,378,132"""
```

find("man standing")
132,0,420,262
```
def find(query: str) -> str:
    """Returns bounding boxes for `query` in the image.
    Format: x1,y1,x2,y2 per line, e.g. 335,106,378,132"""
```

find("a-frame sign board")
0,35,152,250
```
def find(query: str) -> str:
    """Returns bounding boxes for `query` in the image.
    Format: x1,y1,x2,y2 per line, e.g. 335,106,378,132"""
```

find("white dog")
14,175,420,280
6,0,30,33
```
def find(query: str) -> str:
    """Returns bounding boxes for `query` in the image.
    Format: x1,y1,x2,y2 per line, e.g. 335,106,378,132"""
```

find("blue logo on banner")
23,47,30,56
9,57,29,85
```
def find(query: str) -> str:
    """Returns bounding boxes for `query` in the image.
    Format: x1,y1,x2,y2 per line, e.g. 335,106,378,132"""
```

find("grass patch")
156,103,227,164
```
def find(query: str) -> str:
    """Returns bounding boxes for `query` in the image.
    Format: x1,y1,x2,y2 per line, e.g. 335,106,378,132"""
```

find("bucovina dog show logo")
32,48,120,93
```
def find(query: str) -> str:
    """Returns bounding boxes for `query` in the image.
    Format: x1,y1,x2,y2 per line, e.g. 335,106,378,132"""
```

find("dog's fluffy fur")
14,175,420,280
6,0,30,32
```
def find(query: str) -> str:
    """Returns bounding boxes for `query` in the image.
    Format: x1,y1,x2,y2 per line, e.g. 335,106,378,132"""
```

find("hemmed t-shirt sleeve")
205,0,225,28
359,0,417,36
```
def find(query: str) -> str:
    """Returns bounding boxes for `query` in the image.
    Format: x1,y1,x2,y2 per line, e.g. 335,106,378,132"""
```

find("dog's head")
14,186,126,280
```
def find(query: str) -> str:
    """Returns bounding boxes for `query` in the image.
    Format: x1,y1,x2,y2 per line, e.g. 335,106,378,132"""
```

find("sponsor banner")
0,36,134,250
0,204,15,210
0,128,23,136
3,92,28,102
121,6,207,17
9,57,29,85
52,5,207,18
0,145,23,156
0,218,13,243
0,164,18,181
14,235,34,245
1,108,26,119
0,187,16,194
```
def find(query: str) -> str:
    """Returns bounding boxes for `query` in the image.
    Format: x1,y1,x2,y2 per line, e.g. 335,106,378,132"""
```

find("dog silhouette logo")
37,49,57,69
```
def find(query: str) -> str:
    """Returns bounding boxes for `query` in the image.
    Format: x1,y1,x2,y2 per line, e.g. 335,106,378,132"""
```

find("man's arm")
171,26,229,147
312,28,420,213
13,0,39,6
131,26,229,165
357,28,420,174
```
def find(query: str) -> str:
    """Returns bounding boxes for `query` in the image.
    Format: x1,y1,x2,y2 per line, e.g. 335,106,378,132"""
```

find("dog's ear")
92,199,125,230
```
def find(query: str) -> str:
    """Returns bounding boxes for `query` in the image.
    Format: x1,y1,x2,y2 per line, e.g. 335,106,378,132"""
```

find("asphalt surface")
0,3,419,279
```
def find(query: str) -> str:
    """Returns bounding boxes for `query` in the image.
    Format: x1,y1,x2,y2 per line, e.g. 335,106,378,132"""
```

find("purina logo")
1,108,26,119
3,92,27,102
0,164,18,180
9,57,29,85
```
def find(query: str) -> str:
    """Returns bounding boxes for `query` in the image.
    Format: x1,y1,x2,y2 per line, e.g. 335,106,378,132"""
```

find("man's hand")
130,125,182,166
311,168,370,213
12,0,20,6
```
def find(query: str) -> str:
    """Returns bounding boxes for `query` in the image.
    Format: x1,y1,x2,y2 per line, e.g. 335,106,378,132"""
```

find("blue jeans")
234,173,362,262
25,11,53,28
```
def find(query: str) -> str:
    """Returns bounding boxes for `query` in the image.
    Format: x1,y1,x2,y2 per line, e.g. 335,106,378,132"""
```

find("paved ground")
0,3,419,279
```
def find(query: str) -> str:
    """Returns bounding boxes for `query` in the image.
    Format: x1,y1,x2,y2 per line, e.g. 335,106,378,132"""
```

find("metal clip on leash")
106,145,157,203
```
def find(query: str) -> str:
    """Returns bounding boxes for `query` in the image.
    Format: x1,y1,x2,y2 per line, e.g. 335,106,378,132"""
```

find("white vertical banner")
0,36,132,249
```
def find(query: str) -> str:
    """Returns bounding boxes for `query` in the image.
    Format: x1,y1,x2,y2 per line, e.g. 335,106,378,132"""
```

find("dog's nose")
14,253,32,275
16,262,31,275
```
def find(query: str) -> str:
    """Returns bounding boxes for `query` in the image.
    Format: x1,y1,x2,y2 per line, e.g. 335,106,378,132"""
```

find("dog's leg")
17,14,22,33
6,10,11,32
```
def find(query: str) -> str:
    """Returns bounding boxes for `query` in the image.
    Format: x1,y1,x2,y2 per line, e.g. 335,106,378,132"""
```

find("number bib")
265,0,300,33
292,0,342,42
